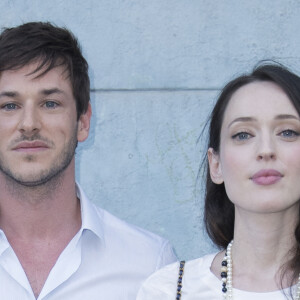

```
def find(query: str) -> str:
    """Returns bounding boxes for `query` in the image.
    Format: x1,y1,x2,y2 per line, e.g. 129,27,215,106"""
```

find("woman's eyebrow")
228,114,300,129
274,114,300,121
227,117,256,128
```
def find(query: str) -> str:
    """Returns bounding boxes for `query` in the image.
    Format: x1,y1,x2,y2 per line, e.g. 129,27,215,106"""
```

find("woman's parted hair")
0,22,90,119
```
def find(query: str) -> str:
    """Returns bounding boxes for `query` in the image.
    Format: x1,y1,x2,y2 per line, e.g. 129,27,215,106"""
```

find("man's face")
0,63,90,186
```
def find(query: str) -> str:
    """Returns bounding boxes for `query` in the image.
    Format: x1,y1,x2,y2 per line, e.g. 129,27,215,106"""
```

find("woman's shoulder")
136,253,217,299
137,251,293,300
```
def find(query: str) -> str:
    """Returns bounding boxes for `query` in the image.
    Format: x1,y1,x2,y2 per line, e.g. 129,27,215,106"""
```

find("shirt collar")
0,183,104,254
76,183,104,242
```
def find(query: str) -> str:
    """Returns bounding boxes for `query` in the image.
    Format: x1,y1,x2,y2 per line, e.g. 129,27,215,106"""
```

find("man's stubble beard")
0,126,78,188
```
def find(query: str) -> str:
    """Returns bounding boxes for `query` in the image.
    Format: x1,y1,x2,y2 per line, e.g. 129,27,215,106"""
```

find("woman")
137,63,300,299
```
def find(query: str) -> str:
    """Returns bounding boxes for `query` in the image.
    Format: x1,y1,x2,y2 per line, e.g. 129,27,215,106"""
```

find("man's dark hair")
0,22,90,119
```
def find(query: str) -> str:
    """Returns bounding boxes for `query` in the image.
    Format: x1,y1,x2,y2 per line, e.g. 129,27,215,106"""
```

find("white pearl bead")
222,240,300,300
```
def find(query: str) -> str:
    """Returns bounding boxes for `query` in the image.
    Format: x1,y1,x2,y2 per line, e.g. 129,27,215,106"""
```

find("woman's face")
208,81,300,214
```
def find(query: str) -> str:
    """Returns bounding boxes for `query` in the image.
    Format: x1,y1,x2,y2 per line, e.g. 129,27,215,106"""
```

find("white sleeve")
136,261,179,300
155,240,178,270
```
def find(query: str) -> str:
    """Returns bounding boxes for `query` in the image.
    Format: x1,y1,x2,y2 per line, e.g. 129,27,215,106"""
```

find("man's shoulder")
93,203,169,247
89,202,177,267
78,184,177,268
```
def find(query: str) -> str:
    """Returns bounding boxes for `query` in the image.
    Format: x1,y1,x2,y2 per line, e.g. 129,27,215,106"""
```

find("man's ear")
77,103,92,142
207,148,224,184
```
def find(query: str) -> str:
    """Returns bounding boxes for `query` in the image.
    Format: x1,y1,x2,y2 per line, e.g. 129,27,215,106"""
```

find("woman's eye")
44,101,58,108
280,129,299,138
2,103,17,110
232,132,252,140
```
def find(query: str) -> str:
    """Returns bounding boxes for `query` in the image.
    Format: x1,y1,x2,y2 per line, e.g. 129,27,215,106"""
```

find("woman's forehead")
221,81,298,126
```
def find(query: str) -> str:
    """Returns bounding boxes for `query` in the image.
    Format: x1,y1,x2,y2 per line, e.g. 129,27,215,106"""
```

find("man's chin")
0,141,76,188
13,178,51,187
6,175,57,187
0,168,65,188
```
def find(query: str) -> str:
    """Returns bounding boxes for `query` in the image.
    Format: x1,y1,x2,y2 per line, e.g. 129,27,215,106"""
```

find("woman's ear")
207,148,224,184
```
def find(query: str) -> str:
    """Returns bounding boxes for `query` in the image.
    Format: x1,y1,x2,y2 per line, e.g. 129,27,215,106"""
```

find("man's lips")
12,141,50,152
251,169,283,185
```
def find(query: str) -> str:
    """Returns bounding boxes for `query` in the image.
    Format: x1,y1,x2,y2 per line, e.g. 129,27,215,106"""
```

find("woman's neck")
212,205,299,292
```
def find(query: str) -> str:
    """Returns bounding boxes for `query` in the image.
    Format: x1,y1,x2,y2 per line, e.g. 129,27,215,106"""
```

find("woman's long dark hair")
203,63,300,295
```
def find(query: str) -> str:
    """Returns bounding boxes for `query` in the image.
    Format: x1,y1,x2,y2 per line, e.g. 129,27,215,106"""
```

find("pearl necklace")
221,240,300,299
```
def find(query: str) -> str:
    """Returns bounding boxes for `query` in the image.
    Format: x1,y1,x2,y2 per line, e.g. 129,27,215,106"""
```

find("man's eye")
2,103,17,110
44,101,58,108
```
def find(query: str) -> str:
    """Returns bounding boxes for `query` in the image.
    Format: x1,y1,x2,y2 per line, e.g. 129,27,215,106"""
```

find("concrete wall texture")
0,0,300,259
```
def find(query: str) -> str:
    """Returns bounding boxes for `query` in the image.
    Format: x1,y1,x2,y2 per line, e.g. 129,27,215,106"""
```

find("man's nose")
17,104,41,136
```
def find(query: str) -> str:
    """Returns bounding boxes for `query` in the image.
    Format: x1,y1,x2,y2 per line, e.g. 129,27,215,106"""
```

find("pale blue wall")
1,0,300,259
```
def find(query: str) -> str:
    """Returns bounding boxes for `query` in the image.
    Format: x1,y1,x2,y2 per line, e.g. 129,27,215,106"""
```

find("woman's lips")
251,169,283,185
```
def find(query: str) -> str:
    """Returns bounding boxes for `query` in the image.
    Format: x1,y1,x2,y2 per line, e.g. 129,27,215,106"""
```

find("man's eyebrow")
39,88,64,96
0,91,19,99
228,117,256,128
0,88,65,99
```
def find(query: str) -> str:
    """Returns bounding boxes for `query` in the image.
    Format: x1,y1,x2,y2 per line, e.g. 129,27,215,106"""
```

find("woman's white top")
137,253,294,300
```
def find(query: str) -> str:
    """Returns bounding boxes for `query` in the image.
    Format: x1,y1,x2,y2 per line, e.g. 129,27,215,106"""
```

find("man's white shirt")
0,184,177,299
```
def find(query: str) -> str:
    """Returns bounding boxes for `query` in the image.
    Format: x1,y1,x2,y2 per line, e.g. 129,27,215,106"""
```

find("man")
0,22,177,299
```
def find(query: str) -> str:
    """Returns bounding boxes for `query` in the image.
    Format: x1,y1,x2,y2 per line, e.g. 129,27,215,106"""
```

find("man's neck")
0,165,81,240
0,165,82,298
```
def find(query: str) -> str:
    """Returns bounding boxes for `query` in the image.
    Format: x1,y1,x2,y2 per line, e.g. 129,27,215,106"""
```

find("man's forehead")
0,59,69,80
0,65,74,100
0,64,69,84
